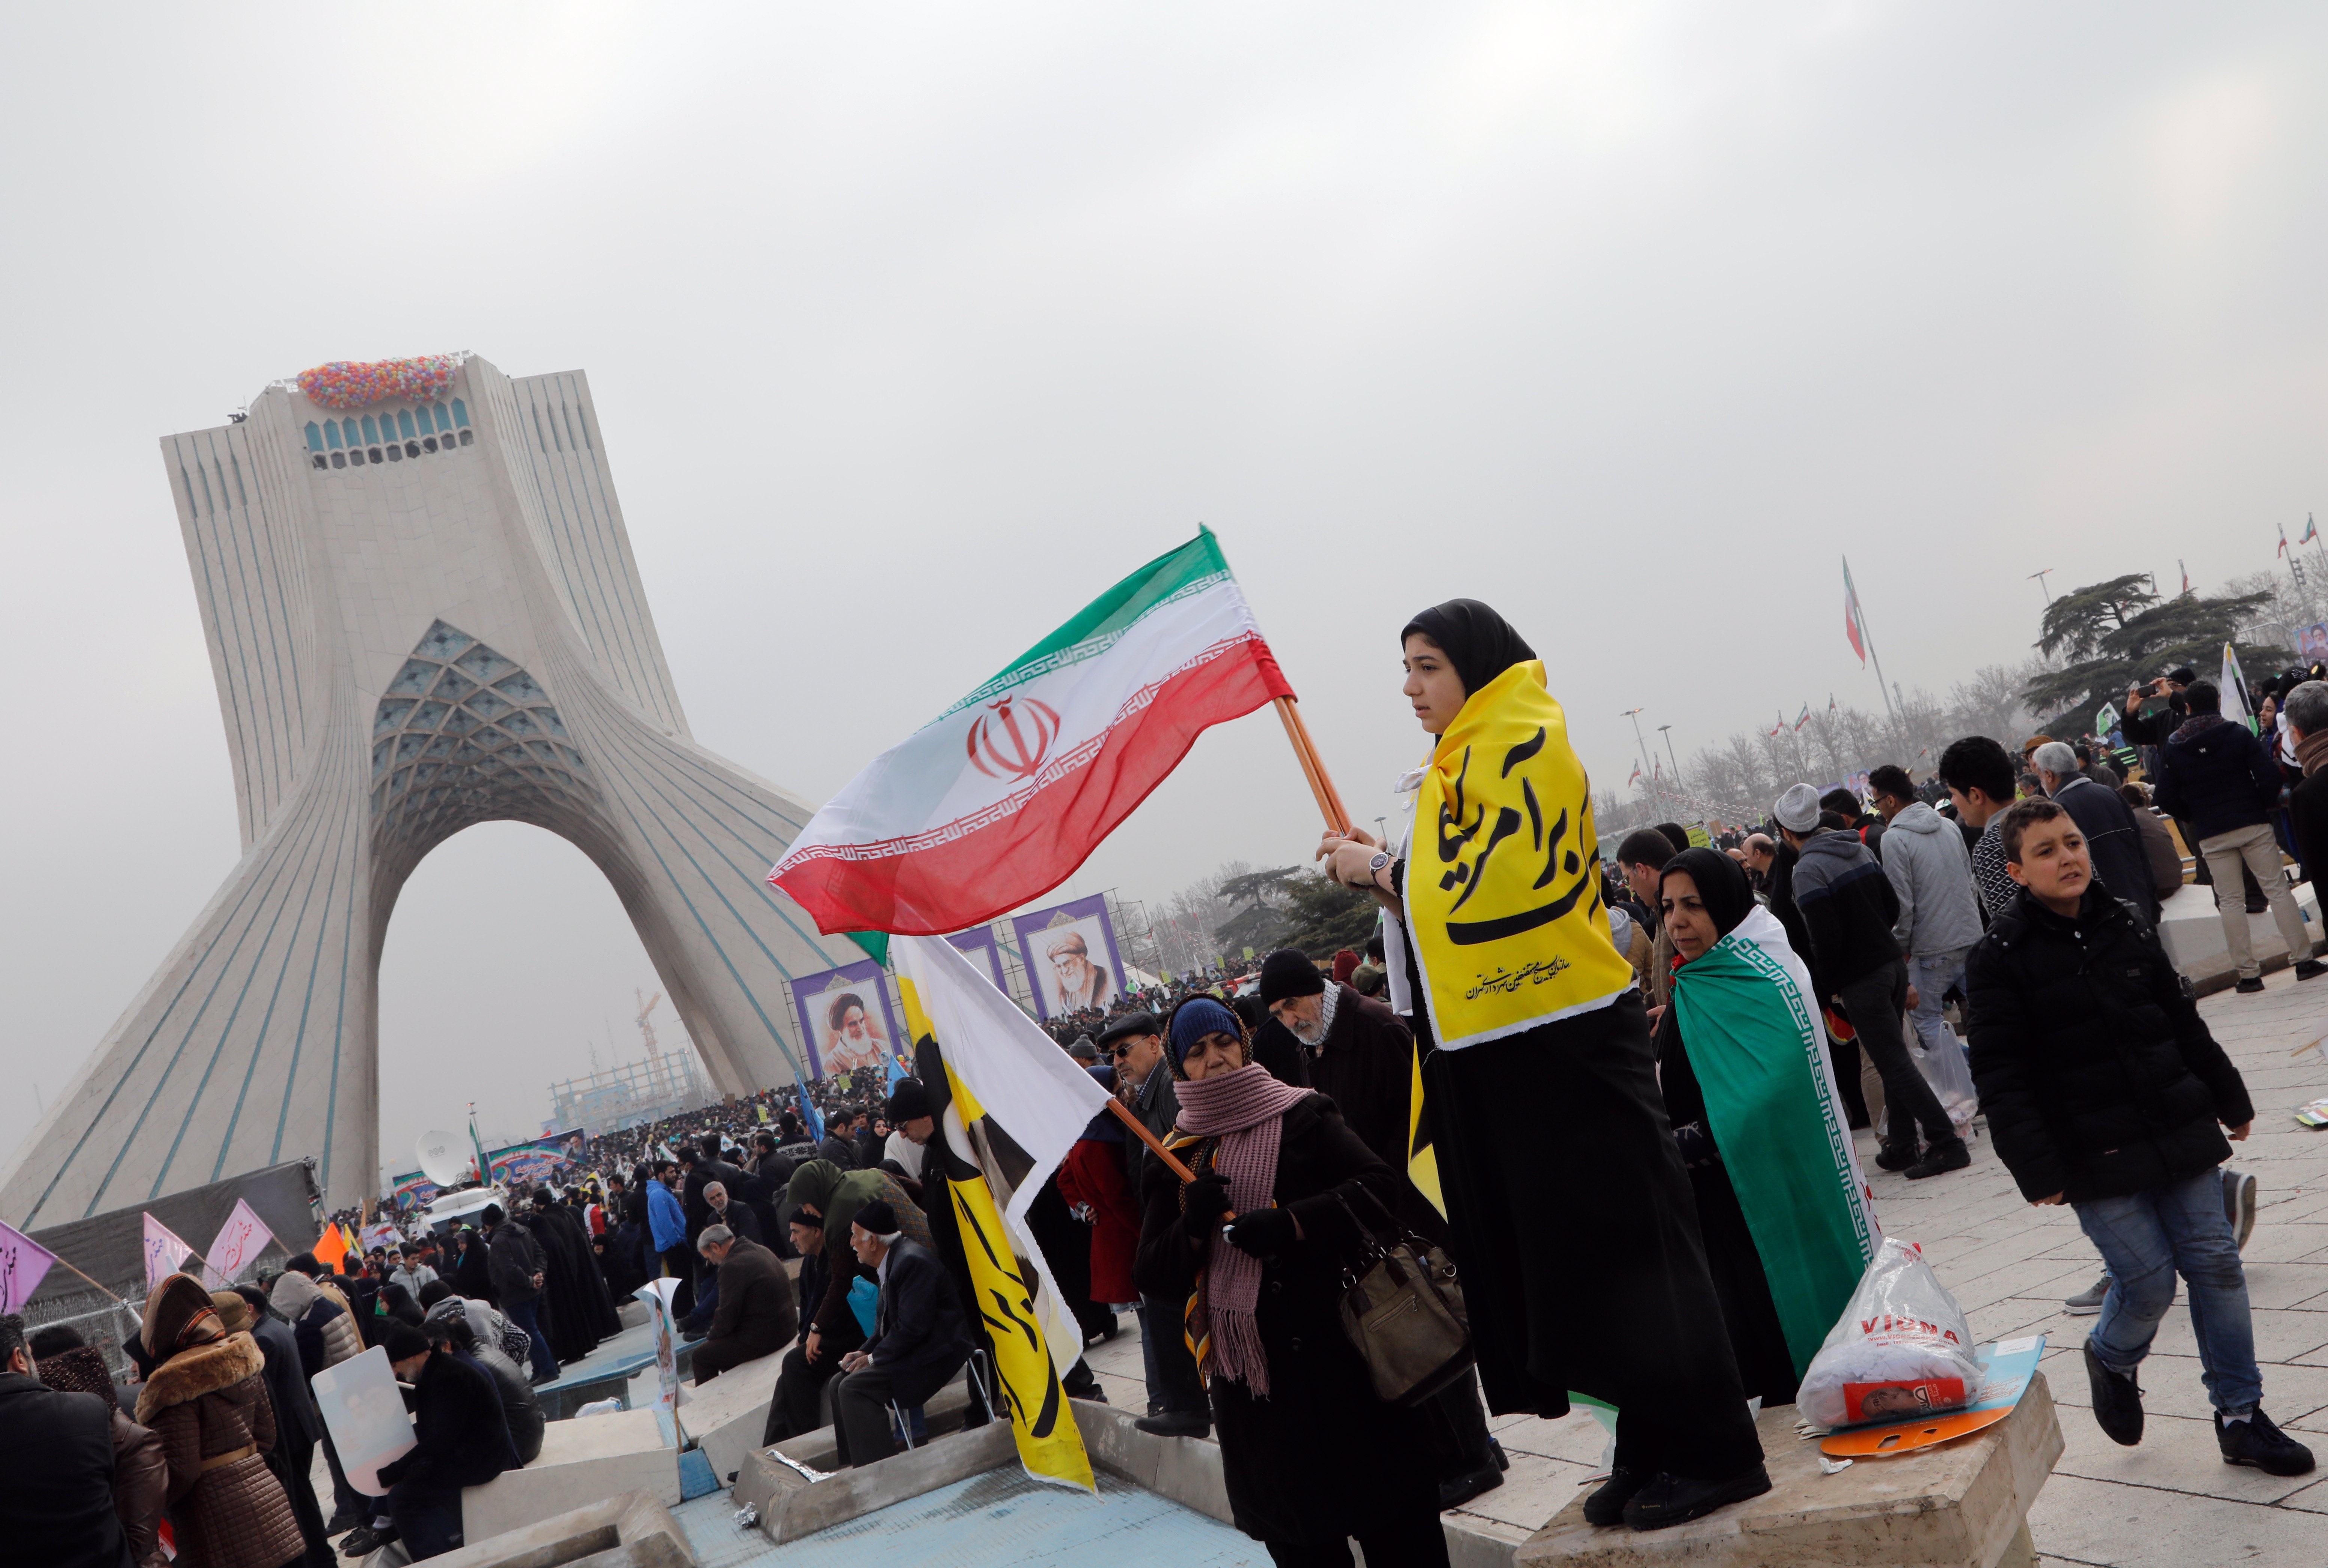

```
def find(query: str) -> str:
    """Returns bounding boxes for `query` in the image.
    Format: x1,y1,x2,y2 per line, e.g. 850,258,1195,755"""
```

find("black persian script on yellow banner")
1406,660,1633,1048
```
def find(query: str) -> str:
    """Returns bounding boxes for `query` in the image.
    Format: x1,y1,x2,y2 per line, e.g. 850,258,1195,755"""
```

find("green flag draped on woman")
1657,847,1879,1396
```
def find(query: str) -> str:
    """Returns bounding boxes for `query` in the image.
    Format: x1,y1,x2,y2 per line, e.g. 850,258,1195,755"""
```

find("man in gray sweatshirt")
1869,766,1986,1067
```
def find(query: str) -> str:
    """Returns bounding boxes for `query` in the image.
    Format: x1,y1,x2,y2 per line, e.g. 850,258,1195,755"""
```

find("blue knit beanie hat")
1168,997,1242,1070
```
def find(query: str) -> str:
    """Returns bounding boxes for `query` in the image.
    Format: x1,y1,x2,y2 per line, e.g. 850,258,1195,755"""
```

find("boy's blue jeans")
2075,1167,2261,1414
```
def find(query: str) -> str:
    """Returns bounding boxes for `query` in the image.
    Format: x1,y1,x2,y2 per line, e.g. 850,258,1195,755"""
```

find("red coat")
1058,1137,1141,1306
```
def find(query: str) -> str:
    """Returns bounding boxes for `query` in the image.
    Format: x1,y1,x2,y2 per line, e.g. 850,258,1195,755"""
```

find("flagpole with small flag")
2283,520,2320,621
1842,556,1905,751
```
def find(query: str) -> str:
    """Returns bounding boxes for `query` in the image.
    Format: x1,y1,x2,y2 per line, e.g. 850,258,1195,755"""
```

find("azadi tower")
3,355,861,1222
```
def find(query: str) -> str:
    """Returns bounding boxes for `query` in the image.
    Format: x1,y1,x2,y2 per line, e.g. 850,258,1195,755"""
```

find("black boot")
1133,1408,1210,1439
1874,1140,1919,1173
1905,1139,1971,1179
1582,1467,1650,1526
1622,1464,1773,1530
2217,1408,2316,1476
2084,1344,2143,1446
1438,1460,1505,1510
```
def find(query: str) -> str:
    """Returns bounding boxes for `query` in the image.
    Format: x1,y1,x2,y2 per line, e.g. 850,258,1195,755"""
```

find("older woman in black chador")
1317,598,1770,1532
1653,847,1880,1408
1135,996,1450,1567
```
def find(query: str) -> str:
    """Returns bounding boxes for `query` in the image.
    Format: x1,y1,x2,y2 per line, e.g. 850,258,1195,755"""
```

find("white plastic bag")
1909,1035,1978,1136
1797,1238,1982,1427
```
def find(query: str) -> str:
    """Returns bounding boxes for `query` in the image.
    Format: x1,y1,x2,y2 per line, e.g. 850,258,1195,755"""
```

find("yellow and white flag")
894,933,1101,1492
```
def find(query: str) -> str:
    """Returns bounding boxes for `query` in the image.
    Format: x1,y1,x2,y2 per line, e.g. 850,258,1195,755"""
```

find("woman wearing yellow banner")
1318,599,1770,1533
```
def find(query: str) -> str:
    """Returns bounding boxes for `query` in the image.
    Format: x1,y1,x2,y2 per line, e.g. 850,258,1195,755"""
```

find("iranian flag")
770,529,1293,936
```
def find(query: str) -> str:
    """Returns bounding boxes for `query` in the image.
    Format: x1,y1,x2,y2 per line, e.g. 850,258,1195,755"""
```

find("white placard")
311,1345,417,1494
634,1276,686,1416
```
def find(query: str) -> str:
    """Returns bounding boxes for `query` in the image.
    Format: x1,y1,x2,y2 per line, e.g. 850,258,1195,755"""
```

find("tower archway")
2,356,858,1221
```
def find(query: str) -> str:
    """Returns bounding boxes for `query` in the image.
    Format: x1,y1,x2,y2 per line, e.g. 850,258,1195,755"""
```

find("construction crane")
635,989,663,1059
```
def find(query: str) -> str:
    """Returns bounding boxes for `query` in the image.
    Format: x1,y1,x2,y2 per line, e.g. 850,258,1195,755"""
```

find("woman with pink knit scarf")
1133,994,1450,1567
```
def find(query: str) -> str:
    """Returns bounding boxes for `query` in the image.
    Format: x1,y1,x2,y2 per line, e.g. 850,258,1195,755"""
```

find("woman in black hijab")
1399,599,1536,700
1649,849,1799,1405
1319,599,1769,1533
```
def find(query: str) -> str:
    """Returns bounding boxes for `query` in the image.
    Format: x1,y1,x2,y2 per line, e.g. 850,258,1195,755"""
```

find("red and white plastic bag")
1798,1237,1982,1427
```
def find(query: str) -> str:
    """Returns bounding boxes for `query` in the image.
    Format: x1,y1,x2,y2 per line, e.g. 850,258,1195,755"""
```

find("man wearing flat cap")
828,1199,974,1467
1099,1010,1209,1438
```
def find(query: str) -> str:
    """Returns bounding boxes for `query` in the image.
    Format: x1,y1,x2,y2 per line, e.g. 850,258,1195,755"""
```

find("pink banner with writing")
203,1199,275,1287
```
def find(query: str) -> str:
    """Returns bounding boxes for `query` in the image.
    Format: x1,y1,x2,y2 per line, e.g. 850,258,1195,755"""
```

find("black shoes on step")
1582,1462,1772,1530
1582,1466,1648,1526
1133,1408,1210,1439
1621,1463,1773,1530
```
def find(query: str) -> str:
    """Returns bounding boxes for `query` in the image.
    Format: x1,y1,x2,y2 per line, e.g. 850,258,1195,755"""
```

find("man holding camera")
2149,680,2322,994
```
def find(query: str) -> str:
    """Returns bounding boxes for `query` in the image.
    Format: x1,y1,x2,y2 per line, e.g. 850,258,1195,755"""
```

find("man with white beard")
1256,946,1510,1509
1044,931,1115,1012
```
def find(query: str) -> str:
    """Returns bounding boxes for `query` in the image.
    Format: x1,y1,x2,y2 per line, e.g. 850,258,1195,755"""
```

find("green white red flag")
770,529,1292,936
1844,559,1868,666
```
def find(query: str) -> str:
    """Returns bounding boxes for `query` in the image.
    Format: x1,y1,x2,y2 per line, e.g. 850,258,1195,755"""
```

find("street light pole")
1657,725,1682,794
2028,569,2054,604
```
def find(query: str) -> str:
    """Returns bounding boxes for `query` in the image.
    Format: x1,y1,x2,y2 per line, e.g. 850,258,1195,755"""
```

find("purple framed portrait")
791,959,903,1080
1010,894,1126,1022
947,927,1009,992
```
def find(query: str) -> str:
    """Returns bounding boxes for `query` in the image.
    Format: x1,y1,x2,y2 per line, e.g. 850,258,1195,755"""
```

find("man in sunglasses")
1097,1010,1208,1438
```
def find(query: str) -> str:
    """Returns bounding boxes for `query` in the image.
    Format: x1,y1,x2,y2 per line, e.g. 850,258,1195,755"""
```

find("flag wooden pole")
1273,696,1352,834
1107,1097,1199,1183
41,1252,144,1319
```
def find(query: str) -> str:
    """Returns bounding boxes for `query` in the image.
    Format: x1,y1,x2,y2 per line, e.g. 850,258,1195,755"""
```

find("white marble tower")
2,355,858,1223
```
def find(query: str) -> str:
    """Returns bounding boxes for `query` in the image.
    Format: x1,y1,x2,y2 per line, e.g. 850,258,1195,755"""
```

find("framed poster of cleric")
947,926,1010,992
1011,895,1125,1022
792,959,904,1079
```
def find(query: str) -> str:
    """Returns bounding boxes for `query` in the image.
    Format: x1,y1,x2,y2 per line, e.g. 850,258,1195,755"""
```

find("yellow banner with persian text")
897,977,1098,1494
1405,659,1633,1049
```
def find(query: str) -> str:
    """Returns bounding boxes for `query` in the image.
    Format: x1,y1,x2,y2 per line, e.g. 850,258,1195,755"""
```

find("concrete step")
461,1406,680,1544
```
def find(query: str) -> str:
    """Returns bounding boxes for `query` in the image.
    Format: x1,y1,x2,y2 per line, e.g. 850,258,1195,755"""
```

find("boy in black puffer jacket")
1966,797,2312,1478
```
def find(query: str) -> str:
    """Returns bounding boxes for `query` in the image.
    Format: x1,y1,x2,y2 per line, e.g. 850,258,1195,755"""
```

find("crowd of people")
1038,960,1258,1049
16,623,2326,1566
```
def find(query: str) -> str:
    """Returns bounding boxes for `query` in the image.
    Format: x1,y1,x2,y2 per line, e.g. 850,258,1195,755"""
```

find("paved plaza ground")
1078,966,2328,1565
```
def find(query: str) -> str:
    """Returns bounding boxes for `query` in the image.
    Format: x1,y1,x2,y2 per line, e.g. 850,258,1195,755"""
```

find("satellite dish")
415,1129,469,1187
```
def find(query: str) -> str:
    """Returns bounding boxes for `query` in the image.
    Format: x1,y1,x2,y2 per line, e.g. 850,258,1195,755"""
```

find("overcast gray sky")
6,5,2325,1182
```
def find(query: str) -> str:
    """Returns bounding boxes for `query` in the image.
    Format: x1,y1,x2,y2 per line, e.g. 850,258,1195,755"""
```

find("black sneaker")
1905,1140,1971,1179
1134,1409,1210,1439
1582,1466,1650,1526
1438,1461,1505,1510
2297,959,2328,982
2084,1345,2143,1446
1622,1464,1772,1530
2236,977,2267,994
339,1523,397,1557
2216,1408,2316,1476
324,1507,362,1535
1874,1140,1920,1173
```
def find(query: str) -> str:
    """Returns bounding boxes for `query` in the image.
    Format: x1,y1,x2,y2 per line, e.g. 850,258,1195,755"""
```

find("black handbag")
1332,1188,1472,1407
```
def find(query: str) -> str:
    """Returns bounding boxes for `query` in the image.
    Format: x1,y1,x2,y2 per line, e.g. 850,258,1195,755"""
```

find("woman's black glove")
1181,1174,1232,1241
1223,1206,1296,1260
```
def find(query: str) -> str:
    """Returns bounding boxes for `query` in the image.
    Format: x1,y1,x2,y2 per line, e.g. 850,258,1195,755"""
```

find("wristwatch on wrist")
1366,851,1392,886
